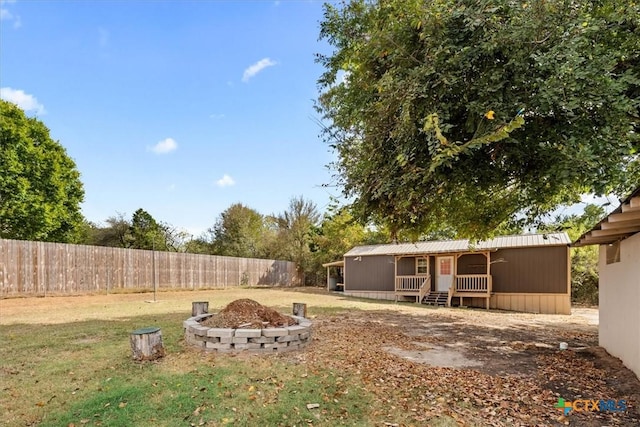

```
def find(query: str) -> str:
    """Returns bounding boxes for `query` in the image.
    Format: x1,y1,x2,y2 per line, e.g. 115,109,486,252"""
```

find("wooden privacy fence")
0,239,301,297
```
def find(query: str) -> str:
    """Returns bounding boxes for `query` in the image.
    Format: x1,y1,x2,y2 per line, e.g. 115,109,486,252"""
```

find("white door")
436,256,454,292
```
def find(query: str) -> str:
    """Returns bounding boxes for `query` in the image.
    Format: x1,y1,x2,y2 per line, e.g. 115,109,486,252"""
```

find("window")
606,241,621,264
416,257,428,275
439,258,452,275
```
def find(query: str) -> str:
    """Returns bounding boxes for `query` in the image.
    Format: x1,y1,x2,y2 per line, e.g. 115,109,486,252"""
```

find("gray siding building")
334,233,571,314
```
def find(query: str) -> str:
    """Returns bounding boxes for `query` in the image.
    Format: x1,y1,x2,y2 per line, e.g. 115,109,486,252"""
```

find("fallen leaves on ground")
282,312,639,427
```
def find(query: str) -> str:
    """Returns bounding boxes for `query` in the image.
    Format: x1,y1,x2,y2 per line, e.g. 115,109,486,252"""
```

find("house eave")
573,187,640,247
322,260,345,268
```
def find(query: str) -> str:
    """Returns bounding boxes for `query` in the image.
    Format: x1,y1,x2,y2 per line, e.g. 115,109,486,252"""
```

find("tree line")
73,198,396,285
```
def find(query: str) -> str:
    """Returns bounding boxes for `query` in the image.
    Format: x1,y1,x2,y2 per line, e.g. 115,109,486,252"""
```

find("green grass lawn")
0,289,431,427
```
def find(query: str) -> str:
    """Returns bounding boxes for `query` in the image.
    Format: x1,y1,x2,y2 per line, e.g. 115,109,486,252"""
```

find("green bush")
571,246,599,305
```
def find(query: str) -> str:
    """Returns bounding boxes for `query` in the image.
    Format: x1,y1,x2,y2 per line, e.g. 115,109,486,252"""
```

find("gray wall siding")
457,254,487,275
397,257,415,275
345,246,569,294
345,255,395,291
491,247,568,293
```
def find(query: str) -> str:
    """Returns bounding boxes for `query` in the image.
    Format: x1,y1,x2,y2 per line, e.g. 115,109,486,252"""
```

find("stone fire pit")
183,299,311,353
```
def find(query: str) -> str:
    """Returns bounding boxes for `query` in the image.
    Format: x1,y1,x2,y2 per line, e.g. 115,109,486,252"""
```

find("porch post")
454,253,462,293
426,255,430,278
485,251,490,310
486,251,490,276
326,266,331,291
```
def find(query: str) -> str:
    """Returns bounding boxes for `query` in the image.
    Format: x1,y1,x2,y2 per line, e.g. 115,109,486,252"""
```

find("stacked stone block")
184,314,311,353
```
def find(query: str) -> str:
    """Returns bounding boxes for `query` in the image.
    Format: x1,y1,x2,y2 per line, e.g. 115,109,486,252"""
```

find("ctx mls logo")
555,397,627,415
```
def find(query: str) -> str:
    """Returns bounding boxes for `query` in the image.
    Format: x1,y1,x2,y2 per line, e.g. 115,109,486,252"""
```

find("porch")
395,274,431,303
322,260,344,292
394,252,493,308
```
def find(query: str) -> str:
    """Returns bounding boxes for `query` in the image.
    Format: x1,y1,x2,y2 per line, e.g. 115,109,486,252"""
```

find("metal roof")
573,187,640,247
344,232,571,257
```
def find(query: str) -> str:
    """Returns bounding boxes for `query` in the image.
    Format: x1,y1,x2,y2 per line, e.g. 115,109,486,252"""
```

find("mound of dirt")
200,299,297,329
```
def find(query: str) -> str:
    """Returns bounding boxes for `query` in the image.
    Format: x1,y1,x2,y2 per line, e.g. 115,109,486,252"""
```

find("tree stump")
192,301,209,316
130,327,165,361
292,302,307,318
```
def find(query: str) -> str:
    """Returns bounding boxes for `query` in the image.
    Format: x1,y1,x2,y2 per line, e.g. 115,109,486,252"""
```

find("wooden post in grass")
130,327,165,361
292,302,307,318
191,301,209,316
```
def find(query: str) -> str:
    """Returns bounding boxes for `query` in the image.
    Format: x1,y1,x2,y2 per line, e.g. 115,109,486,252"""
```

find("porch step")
423,292,448,307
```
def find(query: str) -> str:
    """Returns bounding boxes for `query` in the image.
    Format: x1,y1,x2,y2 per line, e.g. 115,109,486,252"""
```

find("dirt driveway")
296,304,640,426
385,307,599,376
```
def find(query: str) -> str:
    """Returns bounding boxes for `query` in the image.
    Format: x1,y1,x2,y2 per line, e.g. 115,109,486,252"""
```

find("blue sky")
1,0,340,236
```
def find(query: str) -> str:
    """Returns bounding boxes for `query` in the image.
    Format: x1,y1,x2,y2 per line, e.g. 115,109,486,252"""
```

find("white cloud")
242,58,277,82
167,184,176,191
150,137,177,154
0,87,45,114
1,1,20,29
209,113,225,120
215,174,235,188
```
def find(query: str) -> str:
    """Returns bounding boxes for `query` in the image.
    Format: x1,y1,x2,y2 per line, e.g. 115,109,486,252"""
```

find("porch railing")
455,274,491,293
395,275,429,292
419,275,431,302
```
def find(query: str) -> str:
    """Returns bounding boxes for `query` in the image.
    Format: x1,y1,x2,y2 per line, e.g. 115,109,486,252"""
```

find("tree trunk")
192,301,209,316
130,327,165,361
292,302,307,318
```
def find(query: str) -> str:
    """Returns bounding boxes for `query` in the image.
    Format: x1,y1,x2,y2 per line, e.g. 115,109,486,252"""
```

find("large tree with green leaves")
313,207,368,265
310,205,391,282
130,208,167,250
211,203,270,258
271,196,321,282
87,213,133,248
317,0,640,239
539,204,605,304
0,100,85,242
